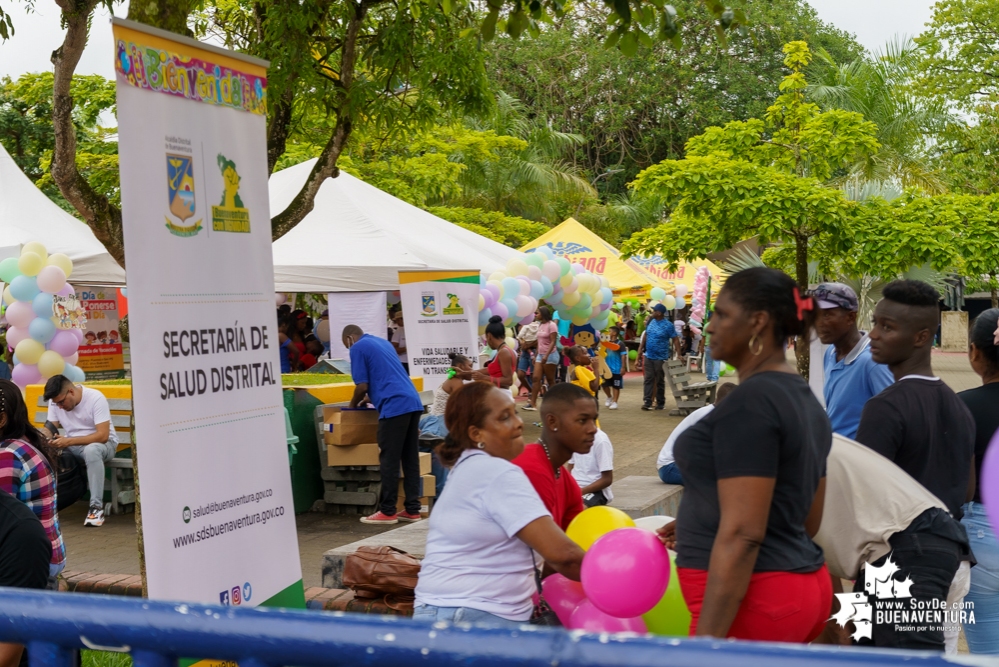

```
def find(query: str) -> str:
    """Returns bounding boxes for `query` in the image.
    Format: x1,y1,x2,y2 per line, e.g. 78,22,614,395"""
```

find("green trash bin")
284,408,299,467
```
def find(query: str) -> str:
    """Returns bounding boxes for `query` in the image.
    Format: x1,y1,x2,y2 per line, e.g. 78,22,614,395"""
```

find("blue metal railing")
0,588,981,667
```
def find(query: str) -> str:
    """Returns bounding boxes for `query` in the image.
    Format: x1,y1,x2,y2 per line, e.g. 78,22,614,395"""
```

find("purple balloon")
518,313,535,326
11,363,41,388
480,289,496,309
49,330,80,357
486,283,501,303
582,528,670,618
568,599,647,634
70,328,85,344
56,284,75,297
491,301,508,322
981,428,999,532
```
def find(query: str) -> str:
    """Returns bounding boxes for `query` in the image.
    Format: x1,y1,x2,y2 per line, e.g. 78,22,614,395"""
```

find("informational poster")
113,19,303,609
327,291,388,361
75,288,124,380
398,270,480,391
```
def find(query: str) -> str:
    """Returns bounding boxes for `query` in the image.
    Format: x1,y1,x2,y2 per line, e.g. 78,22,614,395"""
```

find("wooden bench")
35,393,136,515
665,359,716,416
320,475,684,588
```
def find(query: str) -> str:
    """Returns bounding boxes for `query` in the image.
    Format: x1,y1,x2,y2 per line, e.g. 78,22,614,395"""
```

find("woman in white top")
429,353,473,417
414,381,584,626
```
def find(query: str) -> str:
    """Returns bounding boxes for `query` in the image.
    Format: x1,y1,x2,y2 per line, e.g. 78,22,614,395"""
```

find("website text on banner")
113,19,304,609
398,270,481,391
76,288,126,380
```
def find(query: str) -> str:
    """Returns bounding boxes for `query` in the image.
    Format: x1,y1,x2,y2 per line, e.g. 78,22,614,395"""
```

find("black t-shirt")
0,489,51,590
856,377,975,518
958,383,999,504
674,372,832,573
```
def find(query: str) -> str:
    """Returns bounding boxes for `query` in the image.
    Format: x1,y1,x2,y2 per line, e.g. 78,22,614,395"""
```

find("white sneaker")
609,402,619,410
84,504,105,527
605,398,612,407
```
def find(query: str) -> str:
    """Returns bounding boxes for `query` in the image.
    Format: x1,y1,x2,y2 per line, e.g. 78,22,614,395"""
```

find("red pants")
678,565,832,643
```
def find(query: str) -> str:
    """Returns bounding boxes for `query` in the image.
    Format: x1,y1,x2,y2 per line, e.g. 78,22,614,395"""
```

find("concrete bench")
321,475,683,588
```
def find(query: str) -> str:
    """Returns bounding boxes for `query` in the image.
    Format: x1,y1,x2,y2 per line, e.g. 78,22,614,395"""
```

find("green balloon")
555,256,572,276
524,253,545,269
0,257,21,283
642,551,692,637
628,349,638,361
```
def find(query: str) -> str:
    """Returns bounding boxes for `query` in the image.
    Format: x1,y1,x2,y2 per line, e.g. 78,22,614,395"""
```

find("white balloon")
633,515,674,532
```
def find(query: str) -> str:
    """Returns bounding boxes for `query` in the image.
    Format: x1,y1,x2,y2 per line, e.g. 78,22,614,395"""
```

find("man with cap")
815,282,894,439
637,303,680,411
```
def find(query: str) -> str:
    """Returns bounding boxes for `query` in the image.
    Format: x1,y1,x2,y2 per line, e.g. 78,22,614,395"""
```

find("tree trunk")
270,1,365,239
50,0,126,267
130,438,147,597
794,234,810,380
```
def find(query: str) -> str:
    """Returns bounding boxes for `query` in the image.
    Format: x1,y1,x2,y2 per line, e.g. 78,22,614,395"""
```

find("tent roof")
269,159,519,292
521,218,656,293
0,144,126,286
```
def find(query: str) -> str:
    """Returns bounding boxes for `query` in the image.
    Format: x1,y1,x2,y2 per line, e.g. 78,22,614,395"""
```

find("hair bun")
488,315,503,325
447,352,458,362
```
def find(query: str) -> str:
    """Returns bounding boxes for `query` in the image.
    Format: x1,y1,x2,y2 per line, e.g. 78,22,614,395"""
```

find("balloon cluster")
541,506,691,635
479,250,614,331
648,286,678,311
687,267,711,336
0,243,85,389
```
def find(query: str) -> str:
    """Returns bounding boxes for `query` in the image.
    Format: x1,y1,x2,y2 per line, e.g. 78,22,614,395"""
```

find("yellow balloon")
18,252,44,277
14,339,45,365
2,286,14,305
37,350,66,379
21,242,48,262
561,291,581,308
47,253,74,278
565,505,636,551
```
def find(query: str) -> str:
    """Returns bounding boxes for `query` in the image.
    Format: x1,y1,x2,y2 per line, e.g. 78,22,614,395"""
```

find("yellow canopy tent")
627,255,725,297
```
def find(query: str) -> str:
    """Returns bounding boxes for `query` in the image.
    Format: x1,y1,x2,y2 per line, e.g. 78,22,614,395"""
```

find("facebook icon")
219,589,230,606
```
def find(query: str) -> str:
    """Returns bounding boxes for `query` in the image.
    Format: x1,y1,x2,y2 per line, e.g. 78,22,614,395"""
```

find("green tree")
425,206,549,247
621,41,881,375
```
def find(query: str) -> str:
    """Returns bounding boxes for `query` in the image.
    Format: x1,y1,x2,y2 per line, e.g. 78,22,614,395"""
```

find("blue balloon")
600,287,613,304
11,353,19,365
64,364,85,383
9,275,39,302
501,277,521,299
529,280,545,300
29,317,56,344
32,292,54,319
120,288,128,298
478,308,492,326
540,276,554,297
500,299,518,321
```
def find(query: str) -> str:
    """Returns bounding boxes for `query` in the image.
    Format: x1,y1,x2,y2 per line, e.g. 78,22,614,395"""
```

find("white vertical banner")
398,270,481,391
327,291,388,361
114,19,303,608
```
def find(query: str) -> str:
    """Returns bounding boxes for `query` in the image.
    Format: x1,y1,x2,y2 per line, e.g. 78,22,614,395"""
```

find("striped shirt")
0,439,66,569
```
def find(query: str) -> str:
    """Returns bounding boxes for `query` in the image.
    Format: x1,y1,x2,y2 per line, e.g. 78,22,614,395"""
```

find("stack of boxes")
322,406,435,516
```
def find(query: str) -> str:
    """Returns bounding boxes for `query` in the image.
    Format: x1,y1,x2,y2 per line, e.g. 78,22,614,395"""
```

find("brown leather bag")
342,546,421,600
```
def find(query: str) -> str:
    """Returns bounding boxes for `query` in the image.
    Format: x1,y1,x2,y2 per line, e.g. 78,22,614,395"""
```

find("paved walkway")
59,350,981,588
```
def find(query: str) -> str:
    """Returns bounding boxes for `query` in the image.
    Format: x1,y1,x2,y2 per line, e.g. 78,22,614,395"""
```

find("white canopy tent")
270,159,519,292
0,144,126,286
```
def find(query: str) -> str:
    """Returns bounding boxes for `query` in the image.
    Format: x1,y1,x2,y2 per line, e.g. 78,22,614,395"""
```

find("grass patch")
82,651,132,667
85,374,353,388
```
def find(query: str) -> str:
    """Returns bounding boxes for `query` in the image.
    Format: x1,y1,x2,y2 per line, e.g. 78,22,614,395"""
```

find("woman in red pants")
660,268,832,642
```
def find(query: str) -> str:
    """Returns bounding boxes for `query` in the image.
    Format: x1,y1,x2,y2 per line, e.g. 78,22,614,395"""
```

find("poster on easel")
74,288,124,379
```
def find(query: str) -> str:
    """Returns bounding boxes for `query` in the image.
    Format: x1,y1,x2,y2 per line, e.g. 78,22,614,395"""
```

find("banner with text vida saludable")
398,270,482,391
113,19,303,611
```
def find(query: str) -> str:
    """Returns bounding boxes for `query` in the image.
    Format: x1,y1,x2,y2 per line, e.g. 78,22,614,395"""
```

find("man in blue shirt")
343,324,425,525
637,304,680,411
815,282,893,439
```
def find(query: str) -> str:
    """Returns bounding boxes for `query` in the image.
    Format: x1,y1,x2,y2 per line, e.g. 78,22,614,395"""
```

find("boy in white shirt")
568,428,613,507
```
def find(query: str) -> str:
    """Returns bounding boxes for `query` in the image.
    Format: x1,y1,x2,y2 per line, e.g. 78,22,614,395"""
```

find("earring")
476,442,485,449
553,427,558,432
748,334,763,356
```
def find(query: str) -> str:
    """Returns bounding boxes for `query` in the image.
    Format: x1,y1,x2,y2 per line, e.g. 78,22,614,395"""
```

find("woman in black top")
660,267,832,641
959,307,999,654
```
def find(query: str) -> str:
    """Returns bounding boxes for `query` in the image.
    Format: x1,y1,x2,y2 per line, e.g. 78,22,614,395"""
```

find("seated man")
43,375,118,527
657,383,736,485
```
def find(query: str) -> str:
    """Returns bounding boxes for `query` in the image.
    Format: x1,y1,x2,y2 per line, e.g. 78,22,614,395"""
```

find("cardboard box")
401,452,431,477
323,406,379,446
327,442,380,467
396,474,435,499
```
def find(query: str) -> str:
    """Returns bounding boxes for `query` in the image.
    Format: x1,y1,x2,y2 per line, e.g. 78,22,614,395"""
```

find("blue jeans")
962,502,999,654
705,346,720,382
419,443,448,496
412,604,526,628
658,463,683,485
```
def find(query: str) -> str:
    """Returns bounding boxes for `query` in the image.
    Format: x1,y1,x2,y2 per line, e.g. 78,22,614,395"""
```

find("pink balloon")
57,284,75,297
528,265,542,281
65,351,79,366
582,528,670,618
568,599,647,634
518,278,531,297
571,263,586,275
11,363,41,388
5,301,35,328
49,330,80,357
5,326,29,348
36,265,67,294
70,328,85,344
514,295,534,318
541,574,586,626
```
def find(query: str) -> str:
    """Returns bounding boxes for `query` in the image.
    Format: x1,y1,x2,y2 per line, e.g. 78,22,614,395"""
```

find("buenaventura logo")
166,153,202,237
831,555,974,641
421,292,437,317
443,293,463,315
211,154,250,233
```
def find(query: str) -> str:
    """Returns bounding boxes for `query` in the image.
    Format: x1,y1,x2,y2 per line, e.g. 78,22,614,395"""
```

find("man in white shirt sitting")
656,382,736,484
568,428,613,507
42,375,118,527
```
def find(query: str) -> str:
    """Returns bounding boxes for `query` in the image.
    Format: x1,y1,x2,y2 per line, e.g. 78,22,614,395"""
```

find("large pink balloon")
582,528,670,618
568,599,647,633
5,326,29,349
527,265,542,281
981,428,999,532
541,574,586,626
36,265,67,294
5,301,35,328
11,363,41,388
542,260,561,282
518,278,531,297
49,330,80,357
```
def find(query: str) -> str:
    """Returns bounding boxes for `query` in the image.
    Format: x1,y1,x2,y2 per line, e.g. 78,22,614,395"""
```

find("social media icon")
242,582,252,602
232,586,241,605
182,506,191,523
219,590,229,606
